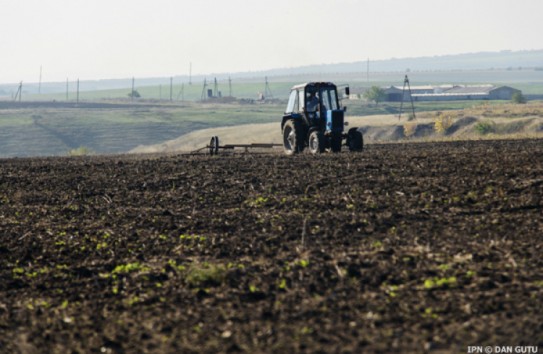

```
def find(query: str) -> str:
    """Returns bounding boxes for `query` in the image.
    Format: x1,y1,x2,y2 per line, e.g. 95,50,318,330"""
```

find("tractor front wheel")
308,130,325,154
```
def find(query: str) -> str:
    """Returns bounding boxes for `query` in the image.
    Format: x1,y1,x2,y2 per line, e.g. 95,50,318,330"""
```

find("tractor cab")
284,82,345,134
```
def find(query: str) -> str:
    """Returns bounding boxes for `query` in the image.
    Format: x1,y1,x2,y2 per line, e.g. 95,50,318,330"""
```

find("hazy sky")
1,0,542,83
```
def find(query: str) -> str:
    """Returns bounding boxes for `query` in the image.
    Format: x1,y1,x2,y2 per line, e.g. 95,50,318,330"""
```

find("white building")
383,85,521,102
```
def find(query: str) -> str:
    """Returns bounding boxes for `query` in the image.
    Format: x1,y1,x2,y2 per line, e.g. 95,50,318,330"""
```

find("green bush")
474,121,495,135
68,146,93,156
511,92,526,104
363,86,386,105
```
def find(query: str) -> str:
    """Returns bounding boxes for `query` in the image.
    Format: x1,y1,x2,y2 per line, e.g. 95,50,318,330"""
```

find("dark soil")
1,139,542,353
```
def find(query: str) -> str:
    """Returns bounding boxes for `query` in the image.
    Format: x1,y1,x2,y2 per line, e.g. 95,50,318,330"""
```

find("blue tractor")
281,82,363,155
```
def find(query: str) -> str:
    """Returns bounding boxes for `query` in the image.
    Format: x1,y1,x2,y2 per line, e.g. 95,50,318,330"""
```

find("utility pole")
213,77,218,97
398,75,416,121
367,58,370,84
200,78,207,101
76,79,80,103
264,76,273,99
228,76,232,97
177,83,184,101
13,82,22,102
131,77,135,101
170,77,173,101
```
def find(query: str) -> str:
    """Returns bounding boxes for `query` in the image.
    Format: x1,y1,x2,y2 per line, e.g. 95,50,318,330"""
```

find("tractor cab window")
286,90,299,113
320,87,339,111
299,90,305,112
305,89,319,113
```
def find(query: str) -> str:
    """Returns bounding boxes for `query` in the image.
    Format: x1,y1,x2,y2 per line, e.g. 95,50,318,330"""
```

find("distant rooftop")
382,84,520,101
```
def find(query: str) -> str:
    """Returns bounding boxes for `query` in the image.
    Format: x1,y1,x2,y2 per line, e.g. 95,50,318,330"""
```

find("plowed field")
1,139,542,353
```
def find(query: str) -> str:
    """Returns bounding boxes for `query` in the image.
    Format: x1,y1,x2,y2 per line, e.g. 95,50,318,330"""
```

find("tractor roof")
291,82,337,91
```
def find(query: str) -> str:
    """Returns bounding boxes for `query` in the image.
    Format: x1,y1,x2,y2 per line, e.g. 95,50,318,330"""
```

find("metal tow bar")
204,136,281,155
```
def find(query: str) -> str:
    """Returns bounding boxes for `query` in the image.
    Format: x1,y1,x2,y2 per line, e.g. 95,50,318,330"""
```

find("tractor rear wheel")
347,128,364,152
283,119,304,155
308,130,325,154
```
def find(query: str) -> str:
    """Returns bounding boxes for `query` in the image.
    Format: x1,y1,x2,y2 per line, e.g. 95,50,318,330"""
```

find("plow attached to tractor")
190,136,282,155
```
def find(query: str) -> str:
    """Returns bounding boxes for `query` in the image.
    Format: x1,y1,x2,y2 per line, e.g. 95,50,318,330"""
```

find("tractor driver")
306,91,320,115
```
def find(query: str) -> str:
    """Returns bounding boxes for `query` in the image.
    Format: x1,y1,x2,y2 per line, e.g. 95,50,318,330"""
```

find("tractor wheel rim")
287,132,295,149
309,136,317,151
284,127,294,150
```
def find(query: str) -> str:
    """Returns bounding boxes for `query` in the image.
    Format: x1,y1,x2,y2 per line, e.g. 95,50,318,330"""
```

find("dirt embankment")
130,114,543,153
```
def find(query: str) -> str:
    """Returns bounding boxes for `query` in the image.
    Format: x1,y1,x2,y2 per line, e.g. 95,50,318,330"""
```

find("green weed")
249,285,258,293
423,307,439,319
371,240,383,248
186,263,226,287
179,234,206,243
246,196,269,207
68,146,94,156
167,259,186,272
112,262,148,275
423,276,457,290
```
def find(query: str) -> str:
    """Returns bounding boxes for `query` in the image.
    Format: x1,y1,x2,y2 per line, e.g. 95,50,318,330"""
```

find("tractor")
281,82,363,155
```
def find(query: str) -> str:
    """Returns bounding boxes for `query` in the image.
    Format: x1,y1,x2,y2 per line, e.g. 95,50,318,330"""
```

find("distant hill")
257,49,543,76
1,49,542,95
